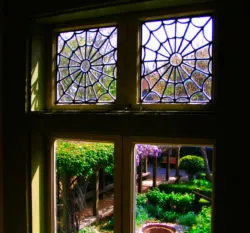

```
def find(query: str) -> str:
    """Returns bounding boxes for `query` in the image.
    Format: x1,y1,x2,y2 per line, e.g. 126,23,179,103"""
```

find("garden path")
78,164,187,229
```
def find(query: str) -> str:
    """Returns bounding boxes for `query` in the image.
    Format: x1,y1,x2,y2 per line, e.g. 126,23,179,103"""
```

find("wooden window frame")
28,1,216,233
29,0,216,112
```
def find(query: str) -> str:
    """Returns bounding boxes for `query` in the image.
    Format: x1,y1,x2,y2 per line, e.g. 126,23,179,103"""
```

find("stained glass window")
141,16,213,103
56,26,117,104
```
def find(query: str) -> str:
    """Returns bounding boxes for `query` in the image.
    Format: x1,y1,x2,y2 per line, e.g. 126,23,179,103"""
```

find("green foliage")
196,188,212,199
162,211,180,222
196,172,207,180
179,155,205,180
188,206,211,233
198,198,211,209
146,188,168,207
158,183,197,194
146,188,195,213
109,80,116,97
100,216,114,231
104,164,114,177
136,206,152,228
136,193,147,207
56,141,89,177
56,140,114,178
79,226,99,233
192,178,211,188
158,180,212,207
177,211,197,226
135,178,212,232
192,178,212,199
168,192,194,213
146,204,165,220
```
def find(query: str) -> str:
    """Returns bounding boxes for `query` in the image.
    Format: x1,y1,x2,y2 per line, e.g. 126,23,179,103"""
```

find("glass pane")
56,26,117,104
134,143,213,233
140,15,213,104
55,140,115,233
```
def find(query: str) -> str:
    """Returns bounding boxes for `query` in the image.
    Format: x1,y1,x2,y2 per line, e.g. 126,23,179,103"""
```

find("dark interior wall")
1,0,249,233
212,3,248,233
5,0,145,16
2,3,29,232
0,2,3,233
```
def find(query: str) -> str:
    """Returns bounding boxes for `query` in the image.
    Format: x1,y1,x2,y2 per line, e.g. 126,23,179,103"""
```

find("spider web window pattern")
56,26,117,104
141,15,213,103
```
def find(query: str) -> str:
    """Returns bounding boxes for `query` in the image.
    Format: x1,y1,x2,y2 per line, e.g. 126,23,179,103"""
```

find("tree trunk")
175,146,180,181
62,172,73,233
137,158,143,193
99,168,105,199
165,149,171,181
93,170,99,216
143,157,148,173
201,147,212,182
153,156,157,187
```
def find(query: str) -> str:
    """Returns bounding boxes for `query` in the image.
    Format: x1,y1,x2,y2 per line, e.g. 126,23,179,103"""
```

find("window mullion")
121,137,136,233
116,17,139,109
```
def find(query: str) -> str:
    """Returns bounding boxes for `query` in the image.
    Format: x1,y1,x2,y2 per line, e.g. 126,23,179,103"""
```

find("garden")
55,140,213,233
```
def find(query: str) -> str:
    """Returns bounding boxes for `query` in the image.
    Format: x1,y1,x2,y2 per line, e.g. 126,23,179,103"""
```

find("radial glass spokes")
56,26,117,104
141,15,213,103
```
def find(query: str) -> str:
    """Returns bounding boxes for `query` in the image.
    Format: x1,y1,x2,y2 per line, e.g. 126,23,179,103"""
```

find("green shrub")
146,188,195,213
56,140,114,178
188,206,211,233
179,155,205,181
146,188,168,207
136,193,147,207
146,204,165,220
192,179,212,199
197,187,212,198
177,211,197,226
158,180,212,212
196,172,213,181
198,198,211,209
79,226,99,233
163,211,180,222
192,179,211,189
158,183,196,194
196,172,206,180
158,179,212,196
168,192,195,213
136,206,151,228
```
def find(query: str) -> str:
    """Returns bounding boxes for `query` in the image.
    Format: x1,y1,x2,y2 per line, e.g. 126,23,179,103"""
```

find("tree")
200,147,212,182
135,144,161,192
56,140,114,233
179,155,205,181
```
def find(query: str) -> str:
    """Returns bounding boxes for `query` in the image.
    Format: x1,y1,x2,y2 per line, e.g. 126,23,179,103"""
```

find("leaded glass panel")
141,16,213,103
56,26,117,104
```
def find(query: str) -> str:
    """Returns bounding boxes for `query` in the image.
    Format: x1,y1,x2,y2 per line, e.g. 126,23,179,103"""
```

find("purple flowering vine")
135,144,161,166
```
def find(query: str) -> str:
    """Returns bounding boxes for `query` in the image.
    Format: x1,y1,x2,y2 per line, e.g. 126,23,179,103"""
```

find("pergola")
137,146,181,193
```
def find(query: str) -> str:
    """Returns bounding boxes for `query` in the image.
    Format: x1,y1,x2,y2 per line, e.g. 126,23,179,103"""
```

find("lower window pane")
134,143,213,233
55,139,115,233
